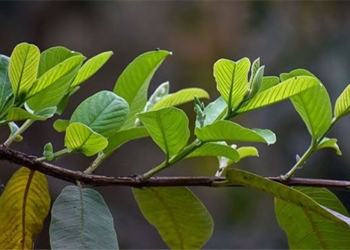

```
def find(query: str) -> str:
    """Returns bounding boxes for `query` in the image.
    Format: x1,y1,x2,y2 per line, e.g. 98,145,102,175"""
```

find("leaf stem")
84,152,106,174
36,148,72,162
4,119,34,147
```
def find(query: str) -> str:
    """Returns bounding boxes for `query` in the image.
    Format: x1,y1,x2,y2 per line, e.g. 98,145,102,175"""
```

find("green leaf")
250,58,260,81
137,107,190,157
0,55,13,114
335,84,350,119
275,187,350,249
7,107,56,121
53,119,70,133
246,66,264,99
150,88,209,110
70,51,113,87
195,120,276,145
143,81,170,112
65,122,108,157
316,137,342,155
226,169,350,227
282,70,332,139
70,91,129,138
43,142,54,160
202,96,227,126
132,187,213,249
103,127,149,157
50,186,119,249
237,146,259,160
214,58,251,110
236,76,320,114
258,76,279,92
8,42,40,99
186,142,240,161
114,50,172,129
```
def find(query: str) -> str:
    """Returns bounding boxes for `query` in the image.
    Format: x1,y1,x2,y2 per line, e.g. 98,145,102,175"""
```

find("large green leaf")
50,186,119,249
8,42,40,99
214,58,250,110
335,84,350,119
275,187,350,249
195,120,276,145
114,50,171,129
65,122,108,157
281,70,332,139
71,51,113,87
150,88,209,110
226,169,350,227
133,187,213,249
236,76,320,114
70,91,129,138
186,142,240,161
103,127,149,156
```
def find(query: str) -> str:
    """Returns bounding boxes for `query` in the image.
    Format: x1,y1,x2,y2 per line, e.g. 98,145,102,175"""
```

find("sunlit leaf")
137,107,189,157
258,76,279,92
50,186,119,249
246,66,264,99
202,96,227,126
53,119,70,133
143,81,169,112
0,167,50,249
335,84,350,119
0,55,13,115
237,146,259,160
114,50,172,129
65,122,108,157
7,107,56,121
133,187,213,249
70,91,129,138
316,137,342,155
186,142,240,161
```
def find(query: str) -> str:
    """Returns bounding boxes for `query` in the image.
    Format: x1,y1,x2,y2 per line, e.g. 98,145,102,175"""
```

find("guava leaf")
53,119,70,133
114,50,171,129
202,96,227,126
186,142,240,161
316,137,342,155
7,107,56,121
0,55,13,114
237,146,259,160
258,76,279,92
137,107,190,157
335,84,350,119
50,186,119,249
133,187,213,249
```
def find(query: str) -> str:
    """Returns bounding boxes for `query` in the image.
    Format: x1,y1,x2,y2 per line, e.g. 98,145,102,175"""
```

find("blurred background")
1,1,350,249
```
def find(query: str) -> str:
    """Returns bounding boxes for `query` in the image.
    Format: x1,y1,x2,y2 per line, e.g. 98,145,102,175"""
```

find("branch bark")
0,144,349,189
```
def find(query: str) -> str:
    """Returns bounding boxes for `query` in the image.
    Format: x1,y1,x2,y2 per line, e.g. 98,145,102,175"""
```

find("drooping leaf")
103,127,149,157
335,84,350,119
316,137,342,155
7,106,56,121
137,107,190,157
275,187,350,249
195,120,276,145
53,119,70,133
226,169,350,227
70,51,113,87
8,42,40,100
70,91,129,138
0,167,50,249
186,142,240,161
114,50,172,129
50,186,119,249
150,88,209,110
0,55,13,115
65,122,108,157
236,76,320,114
133,187,213,249
214,58,251,110
258,76,279,92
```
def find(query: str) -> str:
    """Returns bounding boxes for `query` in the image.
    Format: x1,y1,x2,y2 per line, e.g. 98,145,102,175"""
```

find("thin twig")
0,144,349,189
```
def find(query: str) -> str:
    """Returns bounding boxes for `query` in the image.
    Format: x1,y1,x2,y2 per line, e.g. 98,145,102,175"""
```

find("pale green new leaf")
132,187,213,249
150,88,209,110
186,142,240,161
335,84,350,119
214,58,250,110
246,66,264,99
0,55,13,114
70,91,129,138
316,137,342,155
275,187,350,249
65,122,108,156
50,186,119,249
53,119,70,133
9,42,40,99
258,76,279,93
114,50,172,129
137,107,190,157
226,169,350,227
202,96,227,126
195,120,276,145
236,76,320,114
237,146,259,160
7,107,56,121
71,51,113,87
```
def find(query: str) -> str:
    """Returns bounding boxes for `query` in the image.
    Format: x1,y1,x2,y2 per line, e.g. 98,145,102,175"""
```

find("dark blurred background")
1,1,350,249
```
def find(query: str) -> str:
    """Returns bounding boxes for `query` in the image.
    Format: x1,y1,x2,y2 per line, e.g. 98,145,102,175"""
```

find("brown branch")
0,144,350,190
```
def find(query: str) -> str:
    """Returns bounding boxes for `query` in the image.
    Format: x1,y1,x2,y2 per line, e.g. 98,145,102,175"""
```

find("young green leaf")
246,66,264,99
195,120,276,145
64,122,108,157
114,50,172,129
8,42,40,100
258,76,279,92
237,146,259,160
70,91,129,138
0,55,13,115
137,107,190,157
7,107,56,121
186,142,240,162
132,187,213,249
70,51,113,87
250,57,260,82
150,88,209,110
50,186,119,249
53,119,70,133
315,137,342,155
236,76,320,114
202,96,227,126
335,84,350,119
43,142,54,161
214,58,251,110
